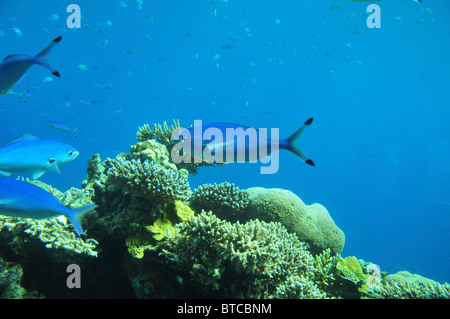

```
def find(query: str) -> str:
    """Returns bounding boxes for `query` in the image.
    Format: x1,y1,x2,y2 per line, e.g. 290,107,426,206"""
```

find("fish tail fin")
35,36,62,77
66,202,97,238
281,117,315,166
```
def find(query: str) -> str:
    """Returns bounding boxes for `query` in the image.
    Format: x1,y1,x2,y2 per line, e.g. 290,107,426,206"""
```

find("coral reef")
336,256,367,285
369,271,450,299
245,187,345,255
1,121,448,299
190,182,249,221
136,120,181,149
156,211,326,298
312,248,339,292
107,157,191,203
125,200,195,259
0,257,42,299
136,120,224,175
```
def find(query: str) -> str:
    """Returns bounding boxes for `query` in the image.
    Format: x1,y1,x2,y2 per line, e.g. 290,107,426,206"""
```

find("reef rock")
245,187,345,255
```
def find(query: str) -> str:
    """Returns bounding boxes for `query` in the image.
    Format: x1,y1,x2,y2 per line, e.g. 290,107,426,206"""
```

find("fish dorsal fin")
0,134,39,147
2,54,22,61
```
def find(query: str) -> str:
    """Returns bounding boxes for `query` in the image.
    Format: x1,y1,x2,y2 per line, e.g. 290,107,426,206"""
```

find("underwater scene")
0,0,449,301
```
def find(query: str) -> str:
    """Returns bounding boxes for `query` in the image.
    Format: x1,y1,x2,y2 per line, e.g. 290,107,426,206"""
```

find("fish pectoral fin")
31,170,47,180
47,159,61,175
0,170,12,177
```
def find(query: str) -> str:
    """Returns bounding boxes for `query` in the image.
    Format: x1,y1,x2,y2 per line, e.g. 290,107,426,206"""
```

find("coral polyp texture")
107,157,191,203
190,182,249,221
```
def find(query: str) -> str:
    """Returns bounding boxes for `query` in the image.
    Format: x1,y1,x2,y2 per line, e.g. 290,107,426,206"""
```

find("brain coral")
158,211,326,298
190,182,249,221
245,187,345,255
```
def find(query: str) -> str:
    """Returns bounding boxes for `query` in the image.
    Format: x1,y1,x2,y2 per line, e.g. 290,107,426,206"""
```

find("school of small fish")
0,0,428,238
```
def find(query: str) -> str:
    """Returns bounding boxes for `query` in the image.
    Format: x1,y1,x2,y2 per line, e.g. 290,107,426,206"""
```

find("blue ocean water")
0,0,448,285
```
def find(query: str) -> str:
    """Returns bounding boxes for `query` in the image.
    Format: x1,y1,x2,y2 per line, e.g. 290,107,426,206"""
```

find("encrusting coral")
190,182,249,221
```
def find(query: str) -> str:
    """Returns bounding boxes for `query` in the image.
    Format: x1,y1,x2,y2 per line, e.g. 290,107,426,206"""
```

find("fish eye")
69,151,73,155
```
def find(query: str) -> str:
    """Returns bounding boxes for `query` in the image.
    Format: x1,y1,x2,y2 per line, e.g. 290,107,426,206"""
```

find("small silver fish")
45,120,80,138
0,134,79,179
0,36,62,98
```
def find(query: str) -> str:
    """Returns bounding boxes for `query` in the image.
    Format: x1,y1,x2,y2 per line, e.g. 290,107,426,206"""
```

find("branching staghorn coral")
313,248,339,291
107,157,191,203
136,119,181,148
190,182,249,221
157,211,325,298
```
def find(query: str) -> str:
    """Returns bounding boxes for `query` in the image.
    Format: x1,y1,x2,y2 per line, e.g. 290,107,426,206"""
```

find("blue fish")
172,118,314,166
0,36,62,98
0,134,79,179
45,120,80,138
0,178,96,237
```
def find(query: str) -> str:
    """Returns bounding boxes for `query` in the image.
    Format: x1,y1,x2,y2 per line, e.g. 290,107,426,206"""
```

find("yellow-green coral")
146,218,176,241
336,256,367,284
313,248,339,290
126,201,195,258
126,233,154,259
146,201,195,241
